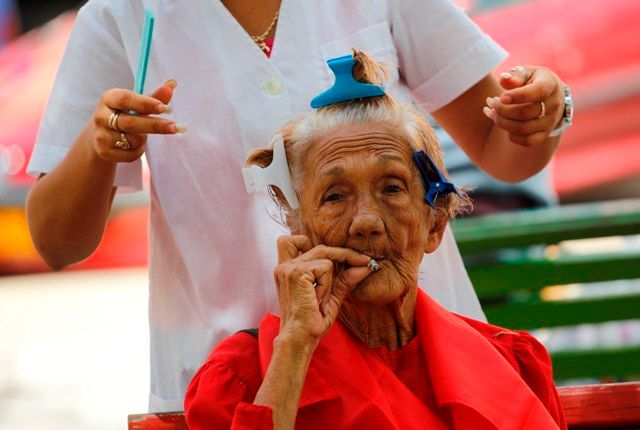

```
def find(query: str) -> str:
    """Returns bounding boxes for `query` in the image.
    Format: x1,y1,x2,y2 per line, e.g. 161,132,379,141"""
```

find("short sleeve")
509,332,568,429
387,0,508,112
184,360,273,430
27,1,142,192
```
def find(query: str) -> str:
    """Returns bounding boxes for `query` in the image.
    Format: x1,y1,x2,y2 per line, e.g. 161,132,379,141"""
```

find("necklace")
251,10,279,53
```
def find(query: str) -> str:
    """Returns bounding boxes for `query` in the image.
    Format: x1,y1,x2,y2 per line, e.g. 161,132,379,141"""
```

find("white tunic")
28,0,506,412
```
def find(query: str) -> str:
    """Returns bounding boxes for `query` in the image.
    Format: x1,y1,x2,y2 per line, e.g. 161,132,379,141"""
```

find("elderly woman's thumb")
334,266,372,298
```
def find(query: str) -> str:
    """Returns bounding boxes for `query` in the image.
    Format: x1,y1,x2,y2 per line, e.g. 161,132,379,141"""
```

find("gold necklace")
251,10,279,53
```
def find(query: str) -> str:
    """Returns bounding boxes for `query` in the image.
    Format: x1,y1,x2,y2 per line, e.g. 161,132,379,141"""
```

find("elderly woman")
184,51,566,430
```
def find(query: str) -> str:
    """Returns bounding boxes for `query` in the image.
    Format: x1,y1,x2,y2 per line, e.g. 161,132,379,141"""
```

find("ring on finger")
108,111,122,131
510,66,529,82
537,101,546,119
114,132,132,150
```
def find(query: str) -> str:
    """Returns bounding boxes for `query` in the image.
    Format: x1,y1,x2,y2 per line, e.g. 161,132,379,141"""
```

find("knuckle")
277,236,289,248
153,120,165,134
514,121,529,135
115,92,130,107
314,244,328,254
525,134,539,146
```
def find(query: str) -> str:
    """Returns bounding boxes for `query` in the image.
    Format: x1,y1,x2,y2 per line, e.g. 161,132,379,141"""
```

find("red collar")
258,290,559,429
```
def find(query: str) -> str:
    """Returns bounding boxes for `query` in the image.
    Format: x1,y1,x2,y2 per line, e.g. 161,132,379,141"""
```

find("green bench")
453,199,640,381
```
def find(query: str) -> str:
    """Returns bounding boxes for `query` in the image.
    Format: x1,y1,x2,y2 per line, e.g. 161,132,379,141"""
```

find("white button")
263,76,283,95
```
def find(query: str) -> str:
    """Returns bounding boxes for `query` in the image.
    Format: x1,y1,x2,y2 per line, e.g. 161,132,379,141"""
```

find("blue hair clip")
310,54,385,109
412,150,460,208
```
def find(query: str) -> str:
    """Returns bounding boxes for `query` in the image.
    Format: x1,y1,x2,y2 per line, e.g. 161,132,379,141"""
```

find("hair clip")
242,135,300,209
310,54,386,109
412,150,459,208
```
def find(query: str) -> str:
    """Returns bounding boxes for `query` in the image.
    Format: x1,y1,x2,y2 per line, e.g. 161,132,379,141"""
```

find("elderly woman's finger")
277,235,313,264
299,245,370,267
486,97,545,121
499,71,556,105
102,88,168,115
320,266,372,317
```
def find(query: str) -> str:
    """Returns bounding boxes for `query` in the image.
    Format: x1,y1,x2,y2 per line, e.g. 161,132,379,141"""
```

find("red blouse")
185,290,567,429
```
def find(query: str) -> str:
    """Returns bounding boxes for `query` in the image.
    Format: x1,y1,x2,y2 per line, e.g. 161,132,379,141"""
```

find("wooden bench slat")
128,412,187,430
127,383,640,429
558,382,640,428
469,251,640,297
483,292,640,329
552,346,640,381
453,199,640,254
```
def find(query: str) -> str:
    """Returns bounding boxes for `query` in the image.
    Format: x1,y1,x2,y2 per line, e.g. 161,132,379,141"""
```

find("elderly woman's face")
298,122,444,306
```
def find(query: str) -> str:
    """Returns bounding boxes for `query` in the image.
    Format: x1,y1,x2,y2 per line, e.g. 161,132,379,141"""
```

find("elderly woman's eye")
385,185,402,193
325,193,343,202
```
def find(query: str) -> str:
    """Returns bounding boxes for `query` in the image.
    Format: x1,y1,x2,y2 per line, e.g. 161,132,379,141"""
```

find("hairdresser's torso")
65,0,494,411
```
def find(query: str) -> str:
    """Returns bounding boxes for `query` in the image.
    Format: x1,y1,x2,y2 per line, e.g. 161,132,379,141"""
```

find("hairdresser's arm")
433,67,564,183
26,83,177,270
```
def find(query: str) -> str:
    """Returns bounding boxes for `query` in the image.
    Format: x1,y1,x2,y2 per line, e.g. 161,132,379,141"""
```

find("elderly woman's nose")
348,207,385,240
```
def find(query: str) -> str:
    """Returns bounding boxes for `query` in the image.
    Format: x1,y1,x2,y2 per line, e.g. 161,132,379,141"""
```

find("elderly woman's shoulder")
455,314,554,375
199,330,262,378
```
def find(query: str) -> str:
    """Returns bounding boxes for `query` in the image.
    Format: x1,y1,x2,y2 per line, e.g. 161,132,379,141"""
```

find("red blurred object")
0,12,74,186
474,0,640,199
0,206,148,275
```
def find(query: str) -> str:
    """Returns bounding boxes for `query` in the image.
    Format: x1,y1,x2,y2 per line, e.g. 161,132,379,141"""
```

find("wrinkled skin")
292,122,447,349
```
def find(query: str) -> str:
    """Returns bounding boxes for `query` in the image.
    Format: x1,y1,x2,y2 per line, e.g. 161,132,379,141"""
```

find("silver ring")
108,111,121,131
510,66,529,82
537,101,546,119
114,132,132,150
367,259,380,272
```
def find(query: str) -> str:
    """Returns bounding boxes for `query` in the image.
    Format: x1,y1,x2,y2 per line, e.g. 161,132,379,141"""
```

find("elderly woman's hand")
484,66,564,146
89,80,183,163
274,235,373,347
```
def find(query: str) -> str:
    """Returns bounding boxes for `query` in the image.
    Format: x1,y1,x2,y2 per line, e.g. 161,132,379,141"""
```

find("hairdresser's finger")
500,69,556,105
486,97,544,121
149,79,177,106
101,88,167,115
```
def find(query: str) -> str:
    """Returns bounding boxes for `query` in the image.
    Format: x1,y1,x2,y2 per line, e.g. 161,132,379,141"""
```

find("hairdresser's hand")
483,66,564,147
274,235,373,348
89,79,185,163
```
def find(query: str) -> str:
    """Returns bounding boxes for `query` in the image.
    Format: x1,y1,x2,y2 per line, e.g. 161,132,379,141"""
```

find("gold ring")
537,101,546,119
114,132,132,150
510,66,529,82
108,112,121,131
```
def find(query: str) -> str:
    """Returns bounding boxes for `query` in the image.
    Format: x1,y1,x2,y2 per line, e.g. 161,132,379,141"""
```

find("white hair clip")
242,134,300,209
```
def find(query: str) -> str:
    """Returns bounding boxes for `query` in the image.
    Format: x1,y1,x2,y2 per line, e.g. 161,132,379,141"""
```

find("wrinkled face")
298,122,445,306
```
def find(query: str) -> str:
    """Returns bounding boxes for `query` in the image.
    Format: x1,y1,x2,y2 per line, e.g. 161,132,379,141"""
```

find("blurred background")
1,0,639,428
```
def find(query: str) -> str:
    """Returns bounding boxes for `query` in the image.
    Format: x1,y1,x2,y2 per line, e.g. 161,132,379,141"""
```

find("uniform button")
263,76,283,94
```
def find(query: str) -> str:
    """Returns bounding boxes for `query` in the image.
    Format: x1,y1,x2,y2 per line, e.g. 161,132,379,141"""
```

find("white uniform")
28,0,506,412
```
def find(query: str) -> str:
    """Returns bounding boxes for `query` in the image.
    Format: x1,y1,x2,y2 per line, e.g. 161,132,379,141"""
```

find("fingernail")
501,94,512,104
156,104,172,114
486,97,498,108
482,106,495,120
166,122,177,133
164,79,177,89
175,123,188,134
500,72,512,79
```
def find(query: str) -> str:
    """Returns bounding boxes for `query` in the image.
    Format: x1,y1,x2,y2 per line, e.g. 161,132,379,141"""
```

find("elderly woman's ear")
423,211,448,254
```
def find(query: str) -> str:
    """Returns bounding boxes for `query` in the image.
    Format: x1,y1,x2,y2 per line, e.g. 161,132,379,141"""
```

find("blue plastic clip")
412,150,460,208
310,54,385,109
